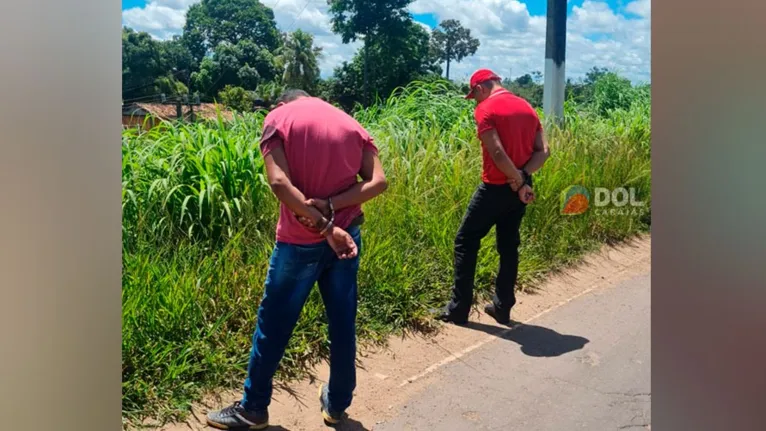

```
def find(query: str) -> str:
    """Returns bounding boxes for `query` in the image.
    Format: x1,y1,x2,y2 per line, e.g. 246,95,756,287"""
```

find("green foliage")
315,77,337,102
328,20,441,110
160,36,196,83
122,28,194,101
153,76,189,97
253,80,286,107
503,73,544,108
217,85,255,112
327,0,415,44
122,112,273,252
122,27,165,99
277,30,323,92
496,68,647,119
175,0,282,98
190,40,279,97
122,79,651,423
327,0,418,103
430,19,480,80
183,0,281,54
237,63,260,89
585,66,611,85
592,72,637,116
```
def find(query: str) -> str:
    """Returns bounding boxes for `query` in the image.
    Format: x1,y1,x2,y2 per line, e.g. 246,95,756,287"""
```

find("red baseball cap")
465,68,501,99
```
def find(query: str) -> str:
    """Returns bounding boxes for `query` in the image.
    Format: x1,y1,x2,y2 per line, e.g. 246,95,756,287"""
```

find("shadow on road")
267,416,370,431
464,321,589,357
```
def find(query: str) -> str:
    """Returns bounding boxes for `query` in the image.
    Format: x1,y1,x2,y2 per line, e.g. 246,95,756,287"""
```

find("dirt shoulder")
146,235,651,431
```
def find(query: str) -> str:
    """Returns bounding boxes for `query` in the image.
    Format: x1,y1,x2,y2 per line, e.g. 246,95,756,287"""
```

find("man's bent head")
275,89,310,107
465,69,502,103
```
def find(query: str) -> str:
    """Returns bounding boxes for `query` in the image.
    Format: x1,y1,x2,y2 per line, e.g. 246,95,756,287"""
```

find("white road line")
398,261,646,388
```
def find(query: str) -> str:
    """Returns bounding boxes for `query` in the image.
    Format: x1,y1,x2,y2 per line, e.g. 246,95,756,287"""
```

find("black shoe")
206,401,269,430
436,309,468,325
484,303,511,325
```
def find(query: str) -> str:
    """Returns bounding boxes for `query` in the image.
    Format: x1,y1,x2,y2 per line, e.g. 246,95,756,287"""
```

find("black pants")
447,182,527,320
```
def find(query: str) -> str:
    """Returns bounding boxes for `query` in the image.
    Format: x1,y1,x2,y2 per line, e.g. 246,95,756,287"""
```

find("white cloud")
266,0,360,75
420,0,651,84
626,0,651,19
416,21,433,32
122,0,651,83
152,0,198,8
122,2,188,40
570,1,621,34
411,0,532,36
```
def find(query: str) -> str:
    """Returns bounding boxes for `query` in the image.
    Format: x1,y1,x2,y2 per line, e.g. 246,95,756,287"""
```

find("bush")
217,85,255,112
592,72,636,116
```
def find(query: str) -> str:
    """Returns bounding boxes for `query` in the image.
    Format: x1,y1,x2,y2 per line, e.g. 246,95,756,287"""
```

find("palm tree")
254,81,286,108
276,30,323,92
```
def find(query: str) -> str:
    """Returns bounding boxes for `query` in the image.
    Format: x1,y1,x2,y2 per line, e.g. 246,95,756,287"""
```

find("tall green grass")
122,81,651,423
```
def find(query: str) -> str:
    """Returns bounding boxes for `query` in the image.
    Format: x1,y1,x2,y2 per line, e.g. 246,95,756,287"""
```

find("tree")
277,30,323,92
236,39,280,83
565,78,589,105
158,36,195,85
329,20,441,110
592,72,635,116
430,19,480,80
254,81,286,108
503,73,543,108
327,0,415,103
154,77,189,98
585,66,610,85
218,85,255,112
122,27,192,101
190,40,279,97
183,0,281,59
122,27,164,100
515,73,534,87
237,64,261,89
316,77,338,102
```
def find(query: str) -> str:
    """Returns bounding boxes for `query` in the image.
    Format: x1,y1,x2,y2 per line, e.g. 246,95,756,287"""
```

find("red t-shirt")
260,97,379,245
474,88,542,185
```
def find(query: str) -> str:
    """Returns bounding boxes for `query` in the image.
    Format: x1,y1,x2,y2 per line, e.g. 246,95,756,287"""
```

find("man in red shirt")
206,90,387,430
438,69,550,326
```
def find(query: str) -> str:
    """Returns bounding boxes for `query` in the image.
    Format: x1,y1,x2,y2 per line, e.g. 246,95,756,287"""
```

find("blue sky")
122,0,651,83
410,0,633,28
122,0,631,15
123,0,645,25
122,0,145,9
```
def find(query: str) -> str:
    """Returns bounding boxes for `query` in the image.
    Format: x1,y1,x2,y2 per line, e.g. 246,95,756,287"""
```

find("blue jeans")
241,225,361,414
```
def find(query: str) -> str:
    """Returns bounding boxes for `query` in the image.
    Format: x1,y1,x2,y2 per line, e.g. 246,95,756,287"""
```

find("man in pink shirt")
207,90,387,430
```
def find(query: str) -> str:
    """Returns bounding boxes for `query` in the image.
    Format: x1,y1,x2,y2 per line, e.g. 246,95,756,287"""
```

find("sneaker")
205,401,268,430
318,384,344,425
484,303,511,325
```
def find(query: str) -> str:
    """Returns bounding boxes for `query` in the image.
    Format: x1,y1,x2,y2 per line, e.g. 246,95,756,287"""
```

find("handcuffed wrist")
320,220,334,236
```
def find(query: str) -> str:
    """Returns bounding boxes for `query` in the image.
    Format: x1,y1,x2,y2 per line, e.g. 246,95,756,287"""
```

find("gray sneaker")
318,384,344,425
206,401,268,430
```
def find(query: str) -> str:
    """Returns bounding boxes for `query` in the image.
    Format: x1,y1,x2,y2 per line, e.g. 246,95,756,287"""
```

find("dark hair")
479,79,500,90
276,89,310,105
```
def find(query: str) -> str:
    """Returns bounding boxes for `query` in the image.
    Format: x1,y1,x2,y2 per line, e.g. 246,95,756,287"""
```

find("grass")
121,80,651,423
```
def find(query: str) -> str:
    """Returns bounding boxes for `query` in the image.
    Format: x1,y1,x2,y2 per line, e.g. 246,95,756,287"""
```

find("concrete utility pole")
543,0,566,125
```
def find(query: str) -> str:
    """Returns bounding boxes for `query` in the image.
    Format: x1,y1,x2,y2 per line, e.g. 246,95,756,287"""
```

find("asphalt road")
377,271,651,431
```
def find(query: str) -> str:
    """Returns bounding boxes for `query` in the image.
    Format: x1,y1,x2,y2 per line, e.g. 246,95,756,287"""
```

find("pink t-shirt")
259,97,379,245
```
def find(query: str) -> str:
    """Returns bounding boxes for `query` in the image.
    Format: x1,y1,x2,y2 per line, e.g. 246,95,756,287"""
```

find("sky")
122,0,651,84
